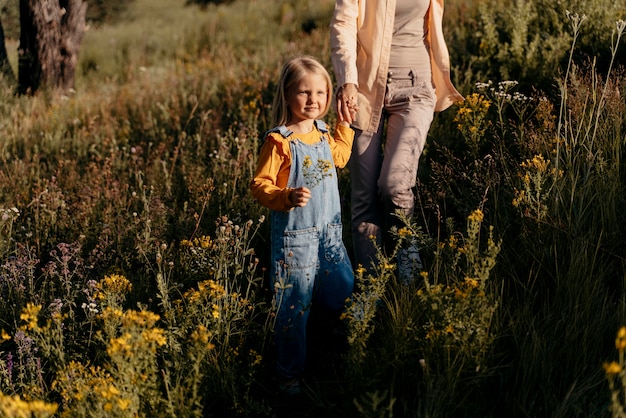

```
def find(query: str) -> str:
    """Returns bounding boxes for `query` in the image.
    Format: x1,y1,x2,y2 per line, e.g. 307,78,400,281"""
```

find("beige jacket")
330,0,464,133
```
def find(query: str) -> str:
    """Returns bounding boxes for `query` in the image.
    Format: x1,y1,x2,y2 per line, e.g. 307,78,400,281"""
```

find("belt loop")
409,70,415,86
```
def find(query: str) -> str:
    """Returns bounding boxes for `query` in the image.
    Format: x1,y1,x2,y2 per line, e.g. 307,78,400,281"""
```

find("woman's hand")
289,187,311,207
336,83,358,124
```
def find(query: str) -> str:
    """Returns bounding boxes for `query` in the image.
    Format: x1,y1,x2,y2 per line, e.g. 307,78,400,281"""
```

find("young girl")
250,56,355,395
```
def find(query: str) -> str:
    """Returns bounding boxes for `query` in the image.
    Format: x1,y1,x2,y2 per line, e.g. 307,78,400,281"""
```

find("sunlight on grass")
0,0,625,416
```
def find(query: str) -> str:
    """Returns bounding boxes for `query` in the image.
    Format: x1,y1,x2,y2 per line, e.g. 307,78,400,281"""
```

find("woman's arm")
330,0,360,88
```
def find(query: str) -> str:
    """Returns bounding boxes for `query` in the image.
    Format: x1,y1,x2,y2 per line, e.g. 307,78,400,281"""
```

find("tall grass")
0,0,624,416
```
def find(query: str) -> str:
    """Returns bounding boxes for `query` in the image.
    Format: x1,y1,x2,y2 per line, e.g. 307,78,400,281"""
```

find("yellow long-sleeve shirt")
250,123,354,212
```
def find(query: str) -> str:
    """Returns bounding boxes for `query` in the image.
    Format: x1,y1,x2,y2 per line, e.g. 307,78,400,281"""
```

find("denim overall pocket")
324,223,345,264
283,227,318,270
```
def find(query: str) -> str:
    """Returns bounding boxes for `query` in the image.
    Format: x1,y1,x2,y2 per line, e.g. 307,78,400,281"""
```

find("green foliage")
422,10,626,415
0,0,135,39
341,212,501,416
186,0,235,6
445,0,625,94
86,0,135,25
0,0,625,416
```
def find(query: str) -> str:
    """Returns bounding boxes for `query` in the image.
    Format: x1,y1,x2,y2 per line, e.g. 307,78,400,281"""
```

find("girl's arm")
250,134,312,211
328,122,355,169
250,135,296,212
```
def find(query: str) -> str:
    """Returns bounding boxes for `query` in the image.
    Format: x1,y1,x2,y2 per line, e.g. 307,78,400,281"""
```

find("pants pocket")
411,81,436,104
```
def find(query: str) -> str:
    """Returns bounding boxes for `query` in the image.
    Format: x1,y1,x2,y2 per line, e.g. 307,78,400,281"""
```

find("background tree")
17,0,87,95
0,17,14,83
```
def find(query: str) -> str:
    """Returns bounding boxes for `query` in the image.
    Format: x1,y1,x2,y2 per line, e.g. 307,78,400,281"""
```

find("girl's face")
286,72,328,124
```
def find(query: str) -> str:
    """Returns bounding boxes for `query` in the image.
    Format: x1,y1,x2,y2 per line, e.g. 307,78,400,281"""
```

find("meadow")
0,0,625,416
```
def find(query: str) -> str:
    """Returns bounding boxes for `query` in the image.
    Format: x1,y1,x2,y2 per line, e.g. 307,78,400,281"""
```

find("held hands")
289,187,311,208
336,83,358,124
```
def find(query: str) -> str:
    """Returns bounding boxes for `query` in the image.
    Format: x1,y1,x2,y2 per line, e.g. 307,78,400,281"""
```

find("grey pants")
350,68,436,270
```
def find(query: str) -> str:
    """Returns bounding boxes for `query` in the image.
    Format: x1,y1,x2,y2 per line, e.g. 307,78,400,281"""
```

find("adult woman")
330,0,463,281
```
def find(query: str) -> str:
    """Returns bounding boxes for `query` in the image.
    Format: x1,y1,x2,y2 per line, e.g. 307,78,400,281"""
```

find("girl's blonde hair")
272,55,333,127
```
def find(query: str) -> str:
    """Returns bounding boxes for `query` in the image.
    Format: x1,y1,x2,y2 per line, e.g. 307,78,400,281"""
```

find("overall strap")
313,119,329,134
264,125,293,139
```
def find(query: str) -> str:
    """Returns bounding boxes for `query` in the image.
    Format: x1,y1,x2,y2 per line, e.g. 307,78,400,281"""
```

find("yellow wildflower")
98,274,132,295
107,333,133,357
122,310,160,328
467,209,484,223
142,328,167,347
604,361,622,375
464,277,479,288
1,329,10,341
117,398,131,410
20,303,42,331
398,227,413,237
212,305,220,319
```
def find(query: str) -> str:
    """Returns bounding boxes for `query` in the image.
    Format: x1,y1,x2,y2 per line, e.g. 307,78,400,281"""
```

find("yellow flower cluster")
453,93,491,153
141,328,167,349
191,325,215,350
397,227,414,237
512,154,562,221
520,154,549,173
107,333,133,357
249,349,263,366
603,327,626,378
96,274,132,300
604,361,622,375
467,209,484,223
121,310,160,328
105,310,166,358
99,383,132,412
0,393,58,418
302,155,334,188
180,235,214,249
20,303,42,331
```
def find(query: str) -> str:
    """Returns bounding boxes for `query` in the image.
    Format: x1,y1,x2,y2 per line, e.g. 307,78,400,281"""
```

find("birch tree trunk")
18,0,87,95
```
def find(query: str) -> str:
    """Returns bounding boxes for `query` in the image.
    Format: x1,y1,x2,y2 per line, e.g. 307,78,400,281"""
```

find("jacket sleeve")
330,0,360,87
428,0,465,111
249,134,295,212
328,123,355,169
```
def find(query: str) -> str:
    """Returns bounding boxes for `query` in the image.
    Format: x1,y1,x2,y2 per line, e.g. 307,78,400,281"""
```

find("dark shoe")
279,378,302,396
397,241,422,285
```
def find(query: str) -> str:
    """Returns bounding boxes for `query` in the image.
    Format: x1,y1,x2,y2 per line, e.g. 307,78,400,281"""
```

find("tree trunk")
0,18,15,84
18,0,87,95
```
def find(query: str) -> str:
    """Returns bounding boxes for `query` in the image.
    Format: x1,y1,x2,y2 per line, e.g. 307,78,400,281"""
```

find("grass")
0,0,625,416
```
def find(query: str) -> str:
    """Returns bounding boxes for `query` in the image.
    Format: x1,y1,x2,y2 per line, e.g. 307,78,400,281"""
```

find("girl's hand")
289,187,311,207
336,83,358,124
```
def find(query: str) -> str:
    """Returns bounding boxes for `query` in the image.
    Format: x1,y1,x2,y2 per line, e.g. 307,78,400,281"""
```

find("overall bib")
269,120,354,379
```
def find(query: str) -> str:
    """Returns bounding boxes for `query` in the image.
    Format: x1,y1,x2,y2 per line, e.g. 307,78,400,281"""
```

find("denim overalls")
269,120,354,379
